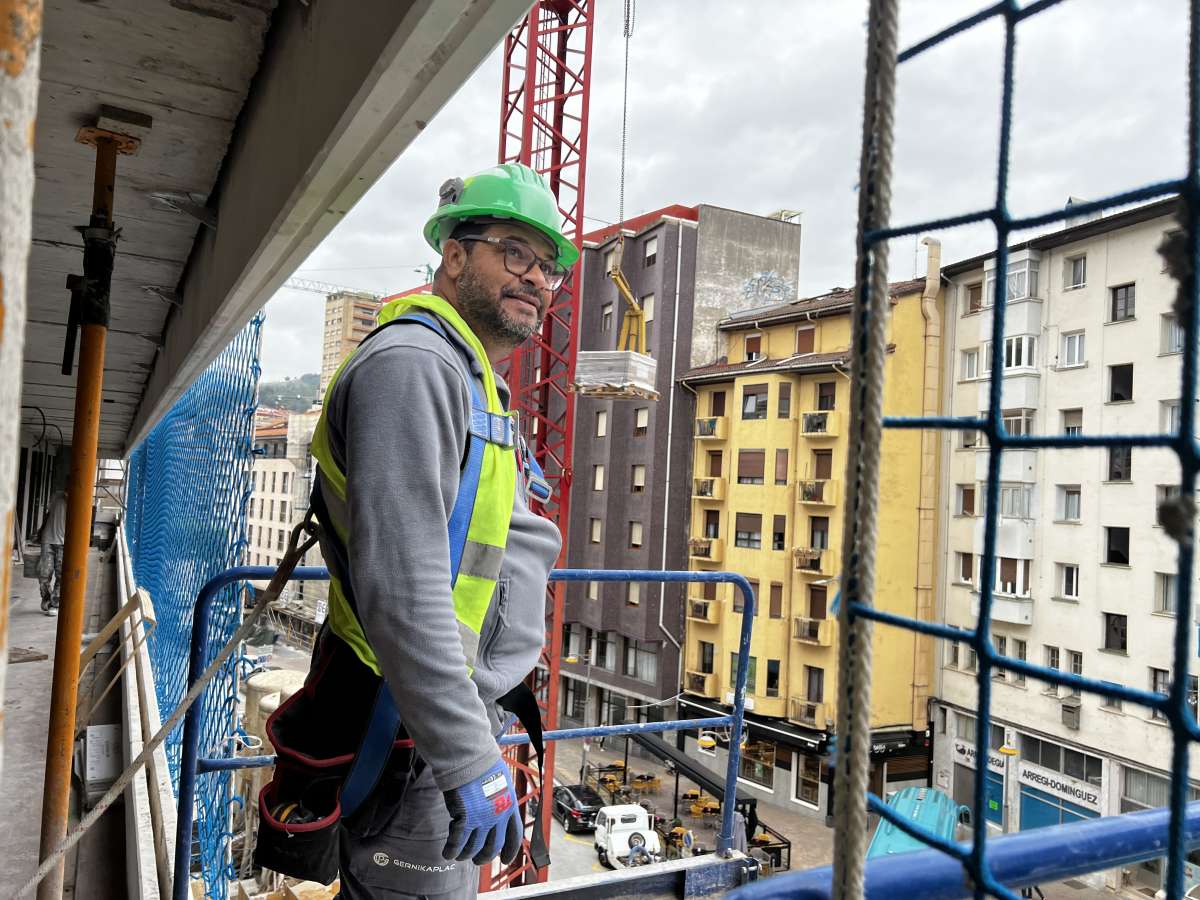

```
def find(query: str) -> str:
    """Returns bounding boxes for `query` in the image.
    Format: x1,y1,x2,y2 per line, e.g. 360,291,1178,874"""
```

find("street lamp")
565,652,595,783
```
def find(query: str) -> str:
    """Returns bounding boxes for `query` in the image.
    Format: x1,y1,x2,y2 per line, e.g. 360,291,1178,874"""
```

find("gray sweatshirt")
39,492,67,546
320,312,561,793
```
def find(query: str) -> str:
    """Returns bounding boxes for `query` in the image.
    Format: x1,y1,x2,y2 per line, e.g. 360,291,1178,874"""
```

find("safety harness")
255,302,551,883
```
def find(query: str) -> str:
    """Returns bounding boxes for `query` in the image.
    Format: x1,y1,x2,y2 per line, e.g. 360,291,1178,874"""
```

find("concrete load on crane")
573,350,658,400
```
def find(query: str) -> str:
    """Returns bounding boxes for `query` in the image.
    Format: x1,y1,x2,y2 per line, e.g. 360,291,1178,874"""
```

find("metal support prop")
0,0,44,790
37,129,122,900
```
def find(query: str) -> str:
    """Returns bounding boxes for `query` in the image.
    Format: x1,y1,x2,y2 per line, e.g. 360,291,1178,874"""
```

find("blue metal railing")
172,567,757,900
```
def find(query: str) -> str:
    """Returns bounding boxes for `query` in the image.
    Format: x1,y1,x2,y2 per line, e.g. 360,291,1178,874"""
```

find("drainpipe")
911,237,942,733
39,116,142,900
0,0,43,792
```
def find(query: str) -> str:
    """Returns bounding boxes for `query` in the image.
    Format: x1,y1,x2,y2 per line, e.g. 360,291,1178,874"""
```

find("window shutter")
738,450,765,480
775,449,789,484
735,513,760,533
796,328,815,354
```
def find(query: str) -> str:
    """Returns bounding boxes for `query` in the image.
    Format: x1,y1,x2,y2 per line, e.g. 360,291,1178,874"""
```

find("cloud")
259,0,1187,381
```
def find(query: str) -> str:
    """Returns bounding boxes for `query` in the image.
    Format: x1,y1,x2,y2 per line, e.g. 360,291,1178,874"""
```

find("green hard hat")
423,163,580,268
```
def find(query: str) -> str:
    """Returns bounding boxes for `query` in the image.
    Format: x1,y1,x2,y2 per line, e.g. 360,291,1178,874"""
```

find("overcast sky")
258,0,1187,382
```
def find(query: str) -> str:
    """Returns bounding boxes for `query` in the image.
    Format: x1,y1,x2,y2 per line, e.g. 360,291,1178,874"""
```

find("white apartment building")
932,198,1200,895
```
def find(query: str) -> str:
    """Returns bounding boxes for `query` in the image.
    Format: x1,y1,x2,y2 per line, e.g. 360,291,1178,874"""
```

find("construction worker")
37,486,68,616
301,163,576,899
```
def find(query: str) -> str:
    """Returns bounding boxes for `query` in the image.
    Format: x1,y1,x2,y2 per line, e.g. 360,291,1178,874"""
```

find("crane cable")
617,0,635,226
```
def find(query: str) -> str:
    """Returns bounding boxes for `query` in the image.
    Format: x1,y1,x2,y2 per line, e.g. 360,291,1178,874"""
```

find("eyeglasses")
457,235,569,291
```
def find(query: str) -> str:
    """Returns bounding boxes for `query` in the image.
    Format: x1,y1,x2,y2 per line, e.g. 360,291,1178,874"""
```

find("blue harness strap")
339,312,505,818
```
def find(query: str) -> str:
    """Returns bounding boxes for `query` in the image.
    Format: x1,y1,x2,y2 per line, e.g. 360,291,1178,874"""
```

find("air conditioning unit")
1061,697,1081,730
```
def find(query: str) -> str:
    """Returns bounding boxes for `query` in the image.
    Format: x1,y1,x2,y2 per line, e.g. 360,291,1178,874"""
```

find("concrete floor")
1,551,126,899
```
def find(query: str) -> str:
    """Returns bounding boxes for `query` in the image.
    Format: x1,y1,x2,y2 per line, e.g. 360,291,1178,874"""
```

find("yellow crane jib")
608,237,646,354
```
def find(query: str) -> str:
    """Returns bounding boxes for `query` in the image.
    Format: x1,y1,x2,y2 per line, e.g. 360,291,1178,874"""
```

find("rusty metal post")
0,0,44,788
36,126,122,900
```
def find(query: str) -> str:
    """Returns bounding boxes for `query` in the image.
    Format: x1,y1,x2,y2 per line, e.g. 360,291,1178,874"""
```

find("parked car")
547,784,605,833
594,804,663,868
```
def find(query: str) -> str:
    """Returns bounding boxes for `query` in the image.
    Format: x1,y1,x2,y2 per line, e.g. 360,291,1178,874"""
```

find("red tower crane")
484,0,596,891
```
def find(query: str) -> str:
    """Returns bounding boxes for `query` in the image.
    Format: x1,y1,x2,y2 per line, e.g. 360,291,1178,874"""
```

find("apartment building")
561,204,803,730
676,255,944,819
931,198,1199,894
319,290,380,396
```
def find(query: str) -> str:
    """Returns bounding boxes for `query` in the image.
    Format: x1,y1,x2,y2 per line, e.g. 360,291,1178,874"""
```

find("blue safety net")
126,315,262,900
830,2,1200,899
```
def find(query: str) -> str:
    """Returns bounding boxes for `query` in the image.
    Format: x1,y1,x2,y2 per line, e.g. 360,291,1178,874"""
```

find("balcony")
685,670,718,697
971,592,1034,626
689,537,724,564
797,479,839,506
793,546,829,574
792,616,833,646
789,697,829,729
695,416,728,440
693,476,727,501
800,410,840,439
686,598,721,625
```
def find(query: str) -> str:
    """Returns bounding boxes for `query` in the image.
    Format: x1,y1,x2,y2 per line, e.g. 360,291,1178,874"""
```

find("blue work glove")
442,759,523,865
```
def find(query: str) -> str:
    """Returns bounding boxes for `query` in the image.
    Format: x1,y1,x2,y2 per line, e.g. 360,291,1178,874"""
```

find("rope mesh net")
831,1,1200,897
125,315,262,899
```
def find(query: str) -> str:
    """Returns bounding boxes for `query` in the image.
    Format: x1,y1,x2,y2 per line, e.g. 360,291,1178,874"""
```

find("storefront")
949,735,1005,827
1016,760,1101,829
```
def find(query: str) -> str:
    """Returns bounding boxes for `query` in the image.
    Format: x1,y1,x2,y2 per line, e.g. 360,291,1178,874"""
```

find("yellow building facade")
678,266,943,813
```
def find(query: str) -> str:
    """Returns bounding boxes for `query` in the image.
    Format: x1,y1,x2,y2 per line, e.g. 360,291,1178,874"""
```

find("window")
734,513,762,549
1109,364,1134,402
1059,563,1080,599
1158,484,1182,525
742,384,768,419
587,581,600,601
281,472,289,494
737,449,765,484
711,391,726,417
945,629,961,668
631,464,646,493
809,516,829,550
813,449,833,480
643,236,658,267
778,382,792,419
703,509,720,539
795,754,823,807
1002,408,1035,437
998,484,1032,518
698,641,715,674
796,327,815,354
1106,526,1130,565
1057,485,1081,522
271,471,277,492
707,451,723,477
1156,572,1178,615
276,530,284,551
629,406,649,437
775,449,789,485
268,499,274,519
808,585,827,619
961,349,979,380
595,410,608,437
766,659,781,697
816,381,836,411
1162,400,1182,434
772,515,786,551
1003,334,1038,369
960,428,980,449
1103,613,1128,653
730,654,758,694
593,631,617,671
734,581,756,614
1108,446,1132,482
984,259,1039,304
1064,254,1086,289
1023,734,1103,785
1062,409,1082,436
643,295,655,350
1013,639,1027,686
1067,650,1083,695
739,740,775,788
592,464,605,491
805,665,825,702
1111,283,1136,321
745,334,763,361
629,521,643,549
1163,314,1185,354
769,583,783,619
957,552,974,584
957,712,977,743
1101,683,1123,712
994,556,1032,597
1045,646,1060,694
1151,668,1170,720
964,282,983,314
601,302,613,332
1060,331,1085,367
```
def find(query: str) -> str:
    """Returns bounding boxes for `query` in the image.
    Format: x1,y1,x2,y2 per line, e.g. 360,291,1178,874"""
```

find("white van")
593,804,663,868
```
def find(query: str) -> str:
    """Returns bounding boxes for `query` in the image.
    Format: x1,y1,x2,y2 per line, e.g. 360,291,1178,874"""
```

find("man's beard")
457,260,543,345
